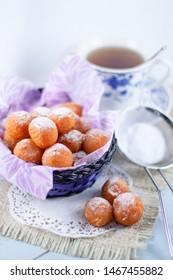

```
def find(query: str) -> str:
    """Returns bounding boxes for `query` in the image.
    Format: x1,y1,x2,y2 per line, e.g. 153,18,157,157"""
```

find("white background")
0,0,173,87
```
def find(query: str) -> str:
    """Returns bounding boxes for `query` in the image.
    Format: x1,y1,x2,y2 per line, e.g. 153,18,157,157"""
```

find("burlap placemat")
0,153,172,260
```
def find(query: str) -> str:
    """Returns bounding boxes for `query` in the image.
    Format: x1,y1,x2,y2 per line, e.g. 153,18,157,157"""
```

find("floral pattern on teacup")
98,71,146,102
140,78,170,112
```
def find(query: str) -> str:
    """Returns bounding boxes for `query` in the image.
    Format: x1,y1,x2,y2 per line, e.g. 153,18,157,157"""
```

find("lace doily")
8,163,132,238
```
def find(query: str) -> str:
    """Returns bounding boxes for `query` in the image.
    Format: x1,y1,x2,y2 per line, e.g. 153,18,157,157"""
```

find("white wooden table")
0,236,83,260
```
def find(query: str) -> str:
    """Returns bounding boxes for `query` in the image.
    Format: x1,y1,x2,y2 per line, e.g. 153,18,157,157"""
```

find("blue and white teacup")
77,38,171,111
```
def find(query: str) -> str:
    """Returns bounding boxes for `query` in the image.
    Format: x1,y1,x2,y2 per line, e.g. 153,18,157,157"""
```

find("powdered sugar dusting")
60,130,83,143
87,128,108,139
45,143,70,156
10,111,31,124
108,176,120,184
51,107,74,118
32,106,50,116
14,139,42,160
107,185,120,197
30,117,56,131
106,177,128,196
120,122,166,165
115,193,135,208
87,197,111,212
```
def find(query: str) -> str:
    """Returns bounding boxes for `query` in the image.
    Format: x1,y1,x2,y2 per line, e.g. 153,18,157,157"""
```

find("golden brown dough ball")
30,106,50,118
58,130,83,153
2,130,20,151
82,129,109,154
79,117,92,133
113,193,144,226
13,138,44,164
28,117,58,149
5,111,33,140
74,115,92,133
47,107,75,134
84,197,113,227
60,102,83,116
42,143,73,168
102,177,129,204
74,113,83,131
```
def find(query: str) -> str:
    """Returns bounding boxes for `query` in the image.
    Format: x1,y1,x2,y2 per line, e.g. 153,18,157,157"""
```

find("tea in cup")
77,38,171,110
87,46,144,69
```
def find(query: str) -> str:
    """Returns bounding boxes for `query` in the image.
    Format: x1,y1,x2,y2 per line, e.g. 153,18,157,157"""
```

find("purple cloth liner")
0,53,118,199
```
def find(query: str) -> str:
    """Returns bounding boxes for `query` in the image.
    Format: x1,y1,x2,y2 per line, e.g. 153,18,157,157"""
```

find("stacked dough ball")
2,103,109,168
84,176,144,227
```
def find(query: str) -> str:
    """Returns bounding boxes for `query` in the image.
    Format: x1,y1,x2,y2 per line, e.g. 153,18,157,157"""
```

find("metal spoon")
116,106,173,259
144,46,167,66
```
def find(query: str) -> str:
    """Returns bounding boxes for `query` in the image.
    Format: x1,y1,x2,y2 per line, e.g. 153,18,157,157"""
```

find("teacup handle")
148,59,171,84
141,59,171,109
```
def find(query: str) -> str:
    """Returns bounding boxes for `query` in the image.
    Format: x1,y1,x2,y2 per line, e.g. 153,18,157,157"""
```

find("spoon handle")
147,46,167,63
145,167,173,259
